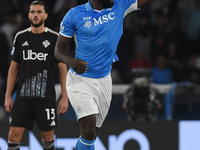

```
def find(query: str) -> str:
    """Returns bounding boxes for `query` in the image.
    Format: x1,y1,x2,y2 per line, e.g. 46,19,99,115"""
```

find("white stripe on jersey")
13,27,58,46
73,33,78,49
13,28,30,46
59,32,72,38
124,0,138,18
47,27,59,36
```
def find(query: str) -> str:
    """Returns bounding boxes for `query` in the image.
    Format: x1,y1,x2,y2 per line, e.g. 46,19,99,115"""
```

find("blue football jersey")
60,0,138,78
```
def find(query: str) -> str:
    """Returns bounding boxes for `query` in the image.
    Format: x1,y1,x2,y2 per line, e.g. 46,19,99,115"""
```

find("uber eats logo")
23,50,48,61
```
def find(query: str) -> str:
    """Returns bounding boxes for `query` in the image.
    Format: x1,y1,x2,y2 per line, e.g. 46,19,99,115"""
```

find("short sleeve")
10,34,20,63
59,9,75,38
121,0,138,17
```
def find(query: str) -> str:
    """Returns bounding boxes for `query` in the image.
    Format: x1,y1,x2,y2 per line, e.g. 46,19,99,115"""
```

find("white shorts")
66,70,112,128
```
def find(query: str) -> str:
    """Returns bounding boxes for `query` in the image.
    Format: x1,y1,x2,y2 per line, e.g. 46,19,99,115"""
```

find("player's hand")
57,97,68,114
4,96,13,113
69,59,88,74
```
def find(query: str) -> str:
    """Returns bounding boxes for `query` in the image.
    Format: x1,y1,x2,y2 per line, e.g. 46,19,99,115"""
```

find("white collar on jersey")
28,27,48,32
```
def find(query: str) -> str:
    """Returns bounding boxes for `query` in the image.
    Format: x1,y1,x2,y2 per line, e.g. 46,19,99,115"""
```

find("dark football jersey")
11,27,59,101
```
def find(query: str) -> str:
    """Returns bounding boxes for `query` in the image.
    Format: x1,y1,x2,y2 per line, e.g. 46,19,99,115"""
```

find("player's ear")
28,12,31,20
44,13,48,20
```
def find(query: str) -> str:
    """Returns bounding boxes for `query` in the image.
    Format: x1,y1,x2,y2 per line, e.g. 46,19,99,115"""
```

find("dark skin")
55,0,150,74
55,0,151,141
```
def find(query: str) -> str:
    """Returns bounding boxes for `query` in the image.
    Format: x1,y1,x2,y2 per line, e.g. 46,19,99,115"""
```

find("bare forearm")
55,47,73,65
5,62,19,97
58,62,68,97
57,62,68,114
55,35,88,74
54,34,73,65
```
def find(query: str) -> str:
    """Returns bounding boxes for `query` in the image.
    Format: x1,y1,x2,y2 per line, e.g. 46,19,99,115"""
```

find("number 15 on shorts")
45,108,55,120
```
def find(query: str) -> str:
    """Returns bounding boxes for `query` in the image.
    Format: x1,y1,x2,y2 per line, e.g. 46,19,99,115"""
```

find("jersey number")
45,108,55,120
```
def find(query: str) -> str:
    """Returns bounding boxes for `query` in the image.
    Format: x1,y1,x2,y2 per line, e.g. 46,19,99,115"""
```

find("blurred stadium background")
0,0,200,149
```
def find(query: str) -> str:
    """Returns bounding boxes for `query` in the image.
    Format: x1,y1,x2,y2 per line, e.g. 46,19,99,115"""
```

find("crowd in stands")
0,0,200,120
113,0,200,84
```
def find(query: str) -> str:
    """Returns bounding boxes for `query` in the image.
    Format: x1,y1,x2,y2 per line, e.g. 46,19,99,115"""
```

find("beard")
30,19,44,28
97,0,114,8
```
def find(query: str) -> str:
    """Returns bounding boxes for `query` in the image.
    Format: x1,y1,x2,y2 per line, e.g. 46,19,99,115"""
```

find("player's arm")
5,61,19,113
54,34,71,65
54,34,88,74
124,0,151,17
57,62,68,114
138,0,151,8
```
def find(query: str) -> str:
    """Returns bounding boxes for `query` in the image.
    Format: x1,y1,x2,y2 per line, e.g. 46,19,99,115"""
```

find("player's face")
28,5,47,28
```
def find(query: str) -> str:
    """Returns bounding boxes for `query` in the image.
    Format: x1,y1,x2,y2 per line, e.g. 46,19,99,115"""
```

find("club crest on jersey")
77,106,82,113
43,40,50,48
83,21,92,29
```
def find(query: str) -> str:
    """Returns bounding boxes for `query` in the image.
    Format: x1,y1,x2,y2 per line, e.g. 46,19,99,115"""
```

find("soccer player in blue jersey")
55,0,151,149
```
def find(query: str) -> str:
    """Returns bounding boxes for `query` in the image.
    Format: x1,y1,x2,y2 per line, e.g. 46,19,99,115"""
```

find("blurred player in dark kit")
4,1,68,150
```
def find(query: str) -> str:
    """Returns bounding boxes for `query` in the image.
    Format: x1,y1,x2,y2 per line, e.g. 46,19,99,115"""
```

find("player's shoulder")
73,3,86,10
114,0,123,4
13,27,31,44
15,27,30,38
62,4,86,22
115,0,135,5
46,27,59,37
68,2,87,14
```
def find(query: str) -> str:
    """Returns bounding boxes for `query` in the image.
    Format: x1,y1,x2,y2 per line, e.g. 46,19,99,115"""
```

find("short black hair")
30,1,46,12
